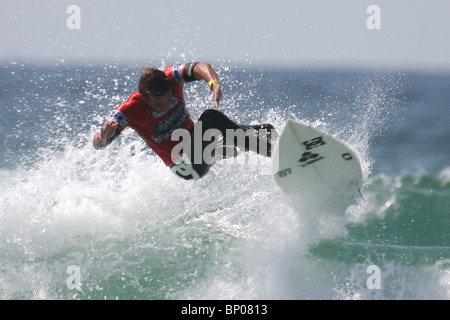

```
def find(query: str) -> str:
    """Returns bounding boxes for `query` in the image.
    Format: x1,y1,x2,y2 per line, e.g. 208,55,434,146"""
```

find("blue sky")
2,0,450,70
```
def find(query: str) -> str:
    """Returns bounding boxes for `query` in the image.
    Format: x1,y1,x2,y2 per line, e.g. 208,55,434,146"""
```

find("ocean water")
0,62,449,300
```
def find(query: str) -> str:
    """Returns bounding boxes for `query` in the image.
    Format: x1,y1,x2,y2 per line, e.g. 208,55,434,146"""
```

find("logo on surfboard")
275,135,356,178
298,136,326,167
298,151,324,167
276,167,292,178
303,136,326,150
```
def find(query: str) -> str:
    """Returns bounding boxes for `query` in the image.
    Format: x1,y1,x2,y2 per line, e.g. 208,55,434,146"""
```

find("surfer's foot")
240,123,277,157
251,124,276,157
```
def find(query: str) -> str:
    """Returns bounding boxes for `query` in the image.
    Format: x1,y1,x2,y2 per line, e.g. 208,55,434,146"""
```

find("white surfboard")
272,119,362,199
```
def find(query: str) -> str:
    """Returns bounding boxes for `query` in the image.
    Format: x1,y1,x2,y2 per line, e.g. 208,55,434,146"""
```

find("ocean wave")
1,65,449,299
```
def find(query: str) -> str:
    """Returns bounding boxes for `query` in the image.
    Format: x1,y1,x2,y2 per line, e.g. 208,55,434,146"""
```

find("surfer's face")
147,89,172,113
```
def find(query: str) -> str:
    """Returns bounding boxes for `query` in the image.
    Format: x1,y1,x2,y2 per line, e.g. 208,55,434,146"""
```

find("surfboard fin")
357,187,366,202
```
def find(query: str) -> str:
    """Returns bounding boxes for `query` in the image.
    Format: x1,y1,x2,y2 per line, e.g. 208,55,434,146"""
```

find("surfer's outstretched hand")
100,122,119,140
212,82,222,109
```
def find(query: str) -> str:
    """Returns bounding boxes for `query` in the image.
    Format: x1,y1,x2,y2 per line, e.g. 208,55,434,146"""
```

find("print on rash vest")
107,63,196,166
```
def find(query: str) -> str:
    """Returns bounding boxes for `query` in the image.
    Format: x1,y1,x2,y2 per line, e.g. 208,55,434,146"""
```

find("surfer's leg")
197,109,276,157
170,110,276,180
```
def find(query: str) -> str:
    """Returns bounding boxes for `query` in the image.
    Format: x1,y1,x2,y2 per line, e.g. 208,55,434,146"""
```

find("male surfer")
93,62,275,180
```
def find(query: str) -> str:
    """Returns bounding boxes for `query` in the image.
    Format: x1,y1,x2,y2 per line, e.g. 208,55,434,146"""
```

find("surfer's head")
139,68,171,98
139,68,172,113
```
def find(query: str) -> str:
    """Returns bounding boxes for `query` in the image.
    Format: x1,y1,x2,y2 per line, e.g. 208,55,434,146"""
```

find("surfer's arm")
193,62,222,109
93,122,119,150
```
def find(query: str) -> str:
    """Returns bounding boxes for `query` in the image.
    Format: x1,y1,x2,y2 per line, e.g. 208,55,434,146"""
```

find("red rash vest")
106,63,198,166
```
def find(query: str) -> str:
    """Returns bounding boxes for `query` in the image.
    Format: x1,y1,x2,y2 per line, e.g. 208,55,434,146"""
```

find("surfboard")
271,119,362,199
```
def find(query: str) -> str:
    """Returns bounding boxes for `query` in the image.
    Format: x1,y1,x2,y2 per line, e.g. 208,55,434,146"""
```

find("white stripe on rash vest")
171,64,186,84
108,110,129,129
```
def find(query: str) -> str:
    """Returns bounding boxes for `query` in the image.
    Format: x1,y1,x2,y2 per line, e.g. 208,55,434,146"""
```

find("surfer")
93,62,275,180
